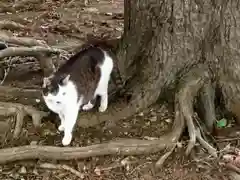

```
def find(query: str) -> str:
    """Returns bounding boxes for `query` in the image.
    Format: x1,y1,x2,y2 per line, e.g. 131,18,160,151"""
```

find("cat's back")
57,46,104,76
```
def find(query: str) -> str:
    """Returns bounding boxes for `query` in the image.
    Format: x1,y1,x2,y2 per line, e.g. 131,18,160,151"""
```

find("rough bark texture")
77,0,205,127
76,0,240,131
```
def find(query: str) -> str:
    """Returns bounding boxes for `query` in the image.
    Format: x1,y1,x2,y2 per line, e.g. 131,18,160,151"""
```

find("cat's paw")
82,103,94,111
58,124,65,131
99,104,107,112
62,134,72,146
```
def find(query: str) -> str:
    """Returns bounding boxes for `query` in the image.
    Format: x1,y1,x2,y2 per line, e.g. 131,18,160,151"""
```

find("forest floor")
0,0,239,179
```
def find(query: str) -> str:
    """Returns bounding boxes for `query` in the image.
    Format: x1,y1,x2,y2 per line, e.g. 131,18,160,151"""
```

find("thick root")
0,138,177,164
177,65,217,156
154,96,186,167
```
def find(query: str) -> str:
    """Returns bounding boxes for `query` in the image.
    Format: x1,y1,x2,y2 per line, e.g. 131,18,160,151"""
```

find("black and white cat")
42,46,113,146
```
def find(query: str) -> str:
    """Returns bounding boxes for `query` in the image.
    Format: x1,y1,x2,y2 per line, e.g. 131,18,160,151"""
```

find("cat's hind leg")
82,101,94,111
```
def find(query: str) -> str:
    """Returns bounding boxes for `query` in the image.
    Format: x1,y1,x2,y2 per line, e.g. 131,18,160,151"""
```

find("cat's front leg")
99,93,108,112
58,112,65,132
62,106,79,146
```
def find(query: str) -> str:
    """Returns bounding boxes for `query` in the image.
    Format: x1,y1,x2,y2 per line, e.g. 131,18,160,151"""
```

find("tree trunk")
77,0,207,127
76,0,240,156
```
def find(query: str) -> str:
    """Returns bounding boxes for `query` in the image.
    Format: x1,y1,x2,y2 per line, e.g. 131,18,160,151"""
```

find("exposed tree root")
155,144,176,168
0,138,178,164
177,65,217,156
0,33,68,75
196,128,217,157
198,82,216,132
0,100,185,164
0,102,48,138
0,45,59,75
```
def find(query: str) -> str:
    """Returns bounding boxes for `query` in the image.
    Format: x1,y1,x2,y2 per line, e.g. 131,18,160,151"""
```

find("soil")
0,0,237,179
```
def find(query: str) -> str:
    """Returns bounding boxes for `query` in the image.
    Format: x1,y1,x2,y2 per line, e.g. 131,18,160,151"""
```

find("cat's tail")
111,61,126,96
84,34,119,53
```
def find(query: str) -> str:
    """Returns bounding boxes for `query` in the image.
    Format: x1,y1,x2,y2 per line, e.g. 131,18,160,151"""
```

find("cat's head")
42,74,70,102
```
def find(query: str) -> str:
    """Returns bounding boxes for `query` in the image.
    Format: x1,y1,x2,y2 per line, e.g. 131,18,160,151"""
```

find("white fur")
43,50,113,146
82,50,113,112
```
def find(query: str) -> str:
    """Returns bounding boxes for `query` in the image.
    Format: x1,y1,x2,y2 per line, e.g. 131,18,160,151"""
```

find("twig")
97,163,124,171
216,137,240,142
39,163,85,179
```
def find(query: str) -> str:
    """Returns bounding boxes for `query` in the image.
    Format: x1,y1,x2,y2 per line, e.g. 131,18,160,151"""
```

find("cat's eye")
62,92,66,95
56,101,61,104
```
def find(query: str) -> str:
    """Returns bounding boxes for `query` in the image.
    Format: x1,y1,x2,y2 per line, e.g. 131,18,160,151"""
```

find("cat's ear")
43,77,51,88
62,74,70,85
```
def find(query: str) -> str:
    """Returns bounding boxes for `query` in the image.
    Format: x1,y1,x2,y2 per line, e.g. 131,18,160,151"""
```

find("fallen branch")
0,33,48,47
39,163,85,179
0,46,59,59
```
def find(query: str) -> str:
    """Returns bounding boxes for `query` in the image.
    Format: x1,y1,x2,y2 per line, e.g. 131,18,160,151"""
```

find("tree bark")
77,0,205,127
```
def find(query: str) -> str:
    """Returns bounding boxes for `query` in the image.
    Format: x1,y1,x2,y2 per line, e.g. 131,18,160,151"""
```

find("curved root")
196,128,217,157
155,144,176,168
0,102,48,138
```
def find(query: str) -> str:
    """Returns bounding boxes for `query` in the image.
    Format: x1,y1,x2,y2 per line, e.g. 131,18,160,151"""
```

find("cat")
42,45,113,146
